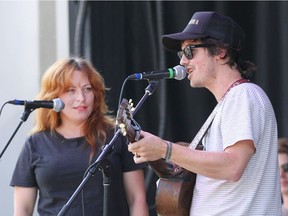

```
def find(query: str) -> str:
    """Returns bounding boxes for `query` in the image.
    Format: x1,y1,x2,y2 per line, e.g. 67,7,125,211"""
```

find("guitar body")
148,159,196,216
156,173,196,216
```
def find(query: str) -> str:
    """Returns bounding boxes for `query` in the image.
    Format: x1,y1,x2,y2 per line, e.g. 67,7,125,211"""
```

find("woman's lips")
75,106,87,111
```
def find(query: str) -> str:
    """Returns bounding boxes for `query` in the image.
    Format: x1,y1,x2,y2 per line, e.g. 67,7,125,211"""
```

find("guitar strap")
189,78,250,150
189,102,220,150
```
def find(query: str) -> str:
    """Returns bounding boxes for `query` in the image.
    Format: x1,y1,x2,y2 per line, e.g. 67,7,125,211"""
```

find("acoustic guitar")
116,98,200,216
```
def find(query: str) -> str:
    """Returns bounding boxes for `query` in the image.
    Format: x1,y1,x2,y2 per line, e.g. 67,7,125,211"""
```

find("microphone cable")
0,101,12,118
114,77,129,133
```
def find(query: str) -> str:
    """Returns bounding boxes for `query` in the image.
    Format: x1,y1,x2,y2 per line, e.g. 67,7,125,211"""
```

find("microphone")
127,65,187,80
8,98,65,112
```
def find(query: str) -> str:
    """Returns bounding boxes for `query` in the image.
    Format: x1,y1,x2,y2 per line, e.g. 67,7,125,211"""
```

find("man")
278,137,288,216
128,11,281,215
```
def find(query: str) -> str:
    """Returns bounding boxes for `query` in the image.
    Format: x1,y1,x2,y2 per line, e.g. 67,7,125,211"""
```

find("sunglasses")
281,163,288,172
177,44,215,60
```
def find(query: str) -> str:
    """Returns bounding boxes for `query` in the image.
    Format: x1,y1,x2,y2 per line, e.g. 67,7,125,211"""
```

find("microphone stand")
0,107,34,159
99,158,112,216
57,80,159,216
132,80,158,115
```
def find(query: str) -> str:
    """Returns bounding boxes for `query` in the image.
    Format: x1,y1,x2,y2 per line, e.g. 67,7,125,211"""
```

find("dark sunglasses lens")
177,51,183,59
178,46,193,60
184,46,193,59
282,163,288,172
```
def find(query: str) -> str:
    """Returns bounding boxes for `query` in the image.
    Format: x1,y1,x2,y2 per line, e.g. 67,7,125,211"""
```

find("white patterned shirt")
190,82,281,216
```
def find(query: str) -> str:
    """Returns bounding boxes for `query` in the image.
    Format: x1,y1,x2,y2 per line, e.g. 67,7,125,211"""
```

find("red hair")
32,57,114,156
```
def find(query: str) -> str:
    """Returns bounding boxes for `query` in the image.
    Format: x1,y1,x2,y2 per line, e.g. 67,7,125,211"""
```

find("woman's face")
279,153,288,195
58,70,94,127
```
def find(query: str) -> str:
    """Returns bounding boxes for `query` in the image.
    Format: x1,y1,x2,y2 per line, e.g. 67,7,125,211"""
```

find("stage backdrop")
69,1,288,141
69,1,288,215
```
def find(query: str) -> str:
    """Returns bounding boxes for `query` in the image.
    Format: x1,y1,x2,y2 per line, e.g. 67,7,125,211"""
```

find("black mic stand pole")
99,158,112,216
0,107,34,159
132,80,159,115
57,80,159,216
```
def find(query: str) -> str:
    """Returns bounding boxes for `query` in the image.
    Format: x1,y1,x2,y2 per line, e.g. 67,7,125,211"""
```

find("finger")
132,151,140,157
127,144,134,152
133,155,146,164
128,143,139,152
140,130,148,137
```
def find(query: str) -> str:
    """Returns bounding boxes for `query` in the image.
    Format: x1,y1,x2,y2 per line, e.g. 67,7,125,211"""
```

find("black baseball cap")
162,11,245,52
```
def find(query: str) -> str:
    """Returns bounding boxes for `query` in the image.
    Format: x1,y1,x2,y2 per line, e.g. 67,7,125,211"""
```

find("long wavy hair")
31,57,114,156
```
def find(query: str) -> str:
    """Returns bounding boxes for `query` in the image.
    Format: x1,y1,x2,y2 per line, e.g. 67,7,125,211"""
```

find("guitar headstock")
116,98,141,143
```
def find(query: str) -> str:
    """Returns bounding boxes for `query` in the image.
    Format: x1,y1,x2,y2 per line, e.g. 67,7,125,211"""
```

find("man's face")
179,39,217,89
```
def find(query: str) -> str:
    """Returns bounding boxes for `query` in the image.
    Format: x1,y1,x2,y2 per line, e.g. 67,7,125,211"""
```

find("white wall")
0,1,69,215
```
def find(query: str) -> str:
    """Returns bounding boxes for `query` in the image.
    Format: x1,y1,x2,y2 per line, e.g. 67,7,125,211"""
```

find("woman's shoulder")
25,130,58,147
29,130,52,139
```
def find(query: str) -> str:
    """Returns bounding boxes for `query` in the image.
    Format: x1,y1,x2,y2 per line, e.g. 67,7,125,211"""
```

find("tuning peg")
128,99,136,112
119,123,127,136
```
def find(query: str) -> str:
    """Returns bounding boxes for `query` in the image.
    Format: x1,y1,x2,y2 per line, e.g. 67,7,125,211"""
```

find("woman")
278,138,288,216
10,57,148,216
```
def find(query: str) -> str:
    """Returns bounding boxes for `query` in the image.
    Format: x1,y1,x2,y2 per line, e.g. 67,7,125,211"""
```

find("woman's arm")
123,169,149,216
14,186,37,216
